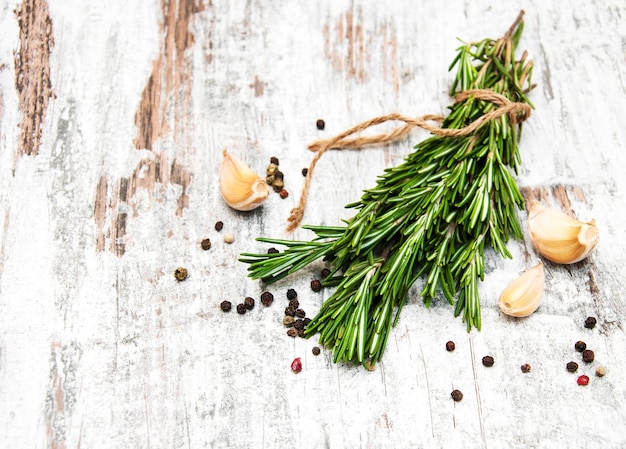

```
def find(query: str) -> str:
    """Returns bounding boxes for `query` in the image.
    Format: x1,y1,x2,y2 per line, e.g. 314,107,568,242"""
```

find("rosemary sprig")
240,13,534,368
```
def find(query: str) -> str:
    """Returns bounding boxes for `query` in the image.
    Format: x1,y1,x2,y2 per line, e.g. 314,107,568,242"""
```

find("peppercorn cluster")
266,156,288,199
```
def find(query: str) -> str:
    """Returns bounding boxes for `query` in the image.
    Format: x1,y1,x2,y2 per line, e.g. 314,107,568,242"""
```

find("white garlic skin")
219,149,269,211
527,200,599,264
499,261,545,317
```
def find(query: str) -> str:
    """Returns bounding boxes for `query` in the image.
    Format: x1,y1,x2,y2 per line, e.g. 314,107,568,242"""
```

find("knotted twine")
286,89,531,232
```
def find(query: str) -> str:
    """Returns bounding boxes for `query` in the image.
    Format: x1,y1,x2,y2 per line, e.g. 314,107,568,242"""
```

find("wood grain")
1,1,626,448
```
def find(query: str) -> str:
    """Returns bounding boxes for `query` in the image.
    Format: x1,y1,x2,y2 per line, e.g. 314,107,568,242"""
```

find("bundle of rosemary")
240,13,534,367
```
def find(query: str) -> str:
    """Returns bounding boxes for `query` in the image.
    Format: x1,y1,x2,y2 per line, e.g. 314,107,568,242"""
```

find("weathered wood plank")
1,1,626,448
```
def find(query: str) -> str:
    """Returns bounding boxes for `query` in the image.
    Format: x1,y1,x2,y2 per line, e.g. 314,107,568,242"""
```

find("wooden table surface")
1,1,626,448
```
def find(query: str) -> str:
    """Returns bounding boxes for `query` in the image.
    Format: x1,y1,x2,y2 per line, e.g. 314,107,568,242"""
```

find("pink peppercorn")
577,375,590,386
291,357,302,374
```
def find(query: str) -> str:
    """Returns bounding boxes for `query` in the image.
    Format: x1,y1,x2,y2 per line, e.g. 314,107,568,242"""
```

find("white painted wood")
1,1,625,448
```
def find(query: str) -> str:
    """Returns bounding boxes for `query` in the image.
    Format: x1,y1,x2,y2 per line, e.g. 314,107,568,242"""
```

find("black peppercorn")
244,296,255,310
285,307,296,317
321,268,331,278
295,309,306,318
267,247,279,254
312,346,321,356
288,298,299,309
270,156,279,165
287,328,298,337
303,318,311,326
214,221,224,231
174,267,188,281
451,390,463,402
236,303,247,314
293,319,305,330
272,179,284,192
287,288,297,300
260,291,274,306
520,363,531,373
584,316,597,329
566,361,579,372
220,300,232,312
310,279,322,292
302,168,308,177
574,341,587,352
274,170,284,180
201,238,212,250
482,356,495,367
297,329,306,338
316,119,325,130
582,349,595,363
445,341,455,352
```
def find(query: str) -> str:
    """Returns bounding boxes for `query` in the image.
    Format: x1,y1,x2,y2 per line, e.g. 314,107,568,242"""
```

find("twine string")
286,89,532,232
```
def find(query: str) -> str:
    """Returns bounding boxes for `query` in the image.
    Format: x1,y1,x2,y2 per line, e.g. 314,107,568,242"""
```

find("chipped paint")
14,0,55,157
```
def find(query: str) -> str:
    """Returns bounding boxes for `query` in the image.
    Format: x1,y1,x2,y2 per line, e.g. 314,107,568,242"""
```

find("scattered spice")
272,178,285,192
268,247,279,254
577,374,590,386
288,298,300,309
310,279,322,292
316,119,325,130
270,156,279,165
283,316,295,327
595,366,606,377
279,189,289,199
584,316,597,329
321,268,331,278
312,346,321,356
291,357,303,373
293,319,305,330
451,390,463,402
244,296,255,310
174,267,188,282
303,318,312,326
302,168,308,177
224,233,235,244
285,307,296,317
295,309,306,318
260,291,274,306
266,175,275,185
298,329,306,338
267,163,279,175
201,238,212,250
215,221,224,231
482,356,495,367
220,300,232,312
520,363,531,373
445,341,456,352
287,289,298,300
287,328,298,337
566,361,579,373
582,349,595,363
274,170,284,180
236,303,247,314
574,341,587,352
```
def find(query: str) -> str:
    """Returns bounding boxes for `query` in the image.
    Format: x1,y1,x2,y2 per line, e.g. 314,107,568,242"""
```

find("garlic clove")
499,261,545,317
527,200,599,264
220,149,269,211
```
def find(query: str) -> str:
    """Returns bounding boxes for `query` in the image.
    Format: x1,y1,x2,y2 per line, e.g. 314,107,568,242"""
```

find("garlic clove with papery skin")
527,200,599,264
220,149,269,211
499,261,545,317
